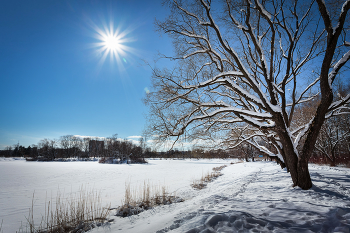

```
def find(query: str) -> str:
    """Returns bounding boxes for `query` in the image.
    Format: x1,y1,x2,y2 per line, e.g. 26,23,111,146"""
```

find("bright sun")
103,35,120,51
92,21,133,67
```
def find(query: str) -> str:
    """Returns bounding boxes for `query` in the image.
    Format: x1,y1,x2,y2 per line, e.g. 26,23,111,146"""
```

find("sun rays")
91,20,135,72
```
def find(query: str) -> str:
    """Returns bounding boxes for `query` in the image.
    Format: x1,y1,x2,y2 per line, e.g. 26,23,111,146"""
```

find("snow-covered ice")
0,158,228,232
1,158,350,232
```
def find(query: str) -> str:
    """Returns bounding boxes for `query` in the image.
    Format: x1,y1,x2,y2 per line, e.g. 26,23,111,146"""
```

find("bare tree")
105,134,119,158
315,115,350,165
292,81,350,165
145,0,350,189
38,138,57,160
60,135,82,158
314,83,350,165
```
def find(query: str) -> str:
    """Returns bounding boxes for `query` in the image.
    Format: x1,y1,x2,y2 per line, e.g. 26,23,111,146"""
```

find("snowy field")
0,158,228,232
1,159,350,232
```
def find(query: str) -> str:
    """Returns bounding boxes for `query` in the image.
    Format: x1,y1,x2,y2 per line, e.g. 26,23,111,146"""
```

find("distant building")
89,140,104,157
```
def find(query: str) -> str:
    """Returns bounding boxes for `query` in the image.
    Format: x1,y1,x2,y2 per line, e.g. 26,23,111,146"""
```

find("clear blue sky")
0,0,173,149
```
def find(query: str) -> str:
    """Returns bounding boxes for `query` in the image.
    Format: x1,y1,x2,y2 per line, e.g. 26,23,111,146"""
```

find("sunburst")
92,20,134,70
103,34,121,50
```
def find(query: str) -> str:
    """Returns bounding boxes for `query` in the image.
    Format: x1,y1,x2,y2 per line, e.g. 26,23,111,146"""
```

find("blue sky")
0,0,173,149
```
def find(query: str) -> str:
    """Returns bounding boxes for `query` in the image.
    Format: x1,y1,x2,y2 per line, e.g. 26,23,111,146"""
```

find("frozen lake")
0,158,229,232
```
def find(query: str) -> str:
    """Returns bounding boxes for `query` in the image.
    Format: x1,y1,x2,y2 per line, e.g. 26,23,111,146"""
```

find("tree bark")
277,127,299,187
330,150,336,167
284,144,312,190
297,156,313,190
277,113,313,189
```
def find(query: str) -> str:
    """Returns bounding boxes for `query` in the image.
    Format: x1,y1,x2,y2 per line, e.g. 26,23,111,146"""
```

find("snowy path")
91,162,350,233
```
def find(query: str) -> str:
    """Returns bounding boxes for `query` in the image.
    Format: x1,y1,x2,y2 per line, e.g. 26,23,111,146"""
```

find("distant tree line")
151,148,231,160
0,135,259,161
0,134,154,163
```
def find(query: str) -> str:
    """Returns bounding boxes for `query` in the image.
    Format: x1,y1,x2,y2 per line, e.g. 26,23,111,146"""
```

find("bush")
191,165,227,190
116,181,183,217
99,157,148,164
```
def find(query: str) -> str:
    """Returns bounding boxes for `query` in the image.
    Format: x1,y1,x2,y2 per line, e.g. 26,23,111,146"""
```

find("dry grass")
116,181,183,217
191,165,227,190
23,187,110,233
231,160,244,164
212,165,227,172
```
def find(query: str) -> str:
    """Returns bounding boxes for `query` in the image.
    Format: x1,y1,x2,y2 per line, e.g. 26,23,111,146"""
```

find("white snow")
92,162,350,233
0,158,229,232
328,50,350,88
1,159,350,233
255,0,272,20
0,157,25,162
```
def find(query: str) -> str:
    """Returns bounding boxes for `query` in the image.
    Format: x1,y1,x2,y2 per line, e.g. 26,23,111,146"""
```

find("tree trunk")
297,156,313,190
330,150,336,167
278,132,299,187
285,151,312,190
277,122,312,190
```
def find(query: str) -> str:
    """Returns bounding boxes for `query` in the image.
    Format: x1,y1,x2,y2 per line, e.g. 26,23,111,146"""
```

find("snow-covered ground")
1,158,350,232
90,161,350,233
0,158,229,232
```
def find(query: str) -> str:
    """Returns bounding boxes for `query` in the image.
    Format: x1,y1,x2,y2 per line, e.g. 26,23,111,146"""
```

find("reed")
191,165,227,190
116,181,183,217
25,187,110,233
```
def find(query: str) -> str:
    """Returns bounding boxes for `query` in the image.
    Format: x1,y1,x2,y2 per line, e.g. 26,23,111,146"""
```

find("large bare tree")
145,0,350,189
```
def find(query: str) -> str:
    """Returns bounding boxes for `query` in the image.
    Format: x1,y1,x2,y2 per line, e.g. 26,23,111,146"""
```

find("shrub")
98,157,148,164
191,165,227,190
116,181,183,217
